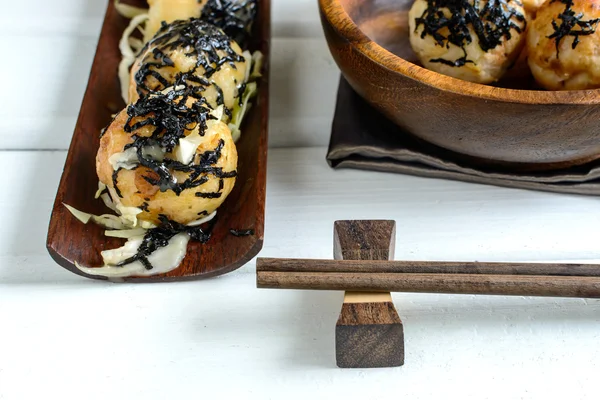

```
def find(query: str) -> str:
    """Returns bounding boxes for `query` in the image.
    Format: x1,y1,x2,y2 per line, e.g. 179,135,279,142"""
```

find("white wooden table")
2,1,600,399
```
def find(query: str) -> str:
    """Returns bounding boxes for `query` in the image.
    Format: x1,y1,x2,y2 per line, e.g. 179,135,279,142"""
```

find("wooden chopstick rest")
332,220,404,368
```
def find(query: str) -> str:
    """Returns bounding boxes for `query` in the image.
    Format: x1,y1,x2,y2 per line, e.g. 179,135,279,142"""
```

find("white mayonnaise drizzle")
109,145,164,171
67,206,217,278
75,233,190,278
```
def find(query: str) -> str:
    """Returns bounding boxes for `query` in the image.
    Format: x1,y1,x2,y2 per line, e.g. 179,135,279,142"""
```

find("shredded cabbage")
210,104,225,121
64,203,129,230
250,51,263,79
175,131,204,165
94,214,130,230
118,13,149,103
105,188,156,229
242,50,252,82
95,181,107,199
139,220,158,230
64,204,92,224
116,203,144,228
114,0,148,19
229,81,257,142
105,228,148,238
229,51,262,142
101,192,118,213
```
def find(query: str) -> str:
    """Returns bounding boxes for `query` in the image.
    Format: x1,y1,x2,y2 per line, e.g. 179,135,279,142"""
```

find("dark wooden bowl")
319,0,600,170
46,0,270,282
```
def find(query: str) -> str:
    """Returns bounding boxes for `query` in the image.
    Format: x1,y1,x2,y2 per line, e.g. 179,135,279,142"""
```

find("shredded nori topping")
125,86,210,151
117,214,217,270
200,0,257,46
237,82,247,106
123,86,236,195
229,229,254,237
195,192,222,198
112,168,123,198
548,0,600,58
414,0,526,66
134,18,245,111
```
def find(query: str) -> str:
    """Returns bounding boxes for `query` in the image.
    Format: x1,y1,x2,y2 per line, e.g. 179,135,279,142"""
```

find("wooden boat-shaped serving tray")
46,0,270,282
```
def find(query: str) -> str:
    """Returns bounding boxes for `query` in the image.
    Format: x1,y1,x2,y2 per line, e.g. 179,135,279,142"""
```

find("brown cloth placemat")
327,77,600,195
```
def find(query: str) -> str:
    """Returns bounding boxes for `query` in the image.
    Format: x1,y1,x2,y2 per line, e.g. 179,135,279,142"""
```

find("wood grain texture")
319,0,600,170
338,300,399,325
257,271,600,298
257,258,600,276
45,0,270,282
336,302,404,368
333,220,404,368
334,220,395,261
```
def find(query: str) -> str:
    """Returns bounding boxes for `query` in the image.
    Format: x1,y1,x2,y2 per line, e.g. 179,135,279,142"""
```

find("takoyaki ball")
130,19,248,116
144,0,207,42
409,0,527,84
96,92,238,225
527,0,600,90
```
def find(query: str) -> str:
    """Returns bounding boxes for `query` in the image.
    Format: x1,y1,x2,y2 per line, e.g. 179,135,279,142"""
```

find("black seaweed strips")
414,0,526,66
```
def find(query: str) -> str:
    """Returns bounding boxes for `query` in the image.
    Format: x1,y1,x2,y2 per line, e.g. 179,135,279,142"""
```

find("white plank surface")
2,149,600,400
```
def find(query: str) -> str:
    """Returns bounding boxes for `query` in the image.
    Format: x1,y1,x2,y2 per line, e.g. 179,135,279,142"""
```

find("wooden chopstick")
256,258,600,298
256,258,600,276
256,271,600,298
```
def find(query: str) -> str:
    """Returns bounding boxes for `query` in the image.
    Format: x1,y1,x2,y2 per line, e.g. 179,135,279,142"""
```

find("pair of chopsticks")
256,259,600,298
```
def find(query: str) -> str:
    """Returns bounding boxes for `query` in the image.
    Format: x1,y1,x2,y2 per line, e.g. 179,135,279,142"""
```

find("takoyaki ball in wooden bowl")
408,0,527,84
528,0,600,91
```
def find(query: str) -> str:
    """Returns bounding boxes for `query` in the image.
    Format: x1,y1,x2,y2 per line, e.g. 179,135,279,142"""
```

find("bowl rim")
319,0,600,105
